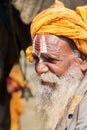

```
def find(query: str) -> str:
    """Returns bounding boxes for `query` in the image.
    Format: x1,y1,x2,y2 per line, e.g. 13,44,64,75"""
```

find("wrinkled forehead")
32,34,47,55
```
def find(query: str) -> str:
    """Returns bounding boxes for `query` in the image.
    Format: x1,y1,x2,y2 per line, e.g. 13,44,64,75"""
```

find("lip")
41,80,56,90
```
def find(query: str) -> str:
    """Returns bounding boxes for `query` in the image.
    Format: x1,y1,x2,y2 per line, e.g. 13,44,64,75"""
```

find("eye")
32,54,39,63
41,54,57,63
49,58,63,64
35,58,39,63
47,58,56,63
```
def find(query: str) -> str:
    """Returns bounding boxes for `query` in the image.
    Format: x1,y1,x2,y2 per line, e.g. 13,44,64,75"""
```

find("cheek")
47,60,71,76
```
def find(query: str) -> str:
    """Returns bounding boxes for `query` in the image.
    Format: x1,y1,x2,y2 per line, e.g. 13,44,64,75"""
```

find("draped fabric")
0,1,32,130
31,1,87,55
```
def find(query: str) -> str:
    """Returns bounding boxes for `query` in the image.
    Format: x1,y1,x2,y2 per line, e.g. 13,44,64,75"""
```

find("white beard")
32,62,82,130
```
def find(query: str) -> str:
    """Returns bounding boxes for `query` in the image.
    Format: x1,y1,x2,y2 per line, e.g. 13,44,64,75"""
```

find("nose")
35,62,48,74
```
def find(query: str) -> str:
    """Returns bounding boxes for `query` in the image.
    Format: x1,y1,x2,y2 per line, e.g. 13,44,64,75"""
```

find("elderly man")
26,1,87,130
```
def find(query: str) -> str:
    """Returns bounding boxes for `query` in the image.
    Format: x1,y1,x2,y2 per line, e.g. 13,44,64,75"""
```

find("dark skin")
32,34,84,77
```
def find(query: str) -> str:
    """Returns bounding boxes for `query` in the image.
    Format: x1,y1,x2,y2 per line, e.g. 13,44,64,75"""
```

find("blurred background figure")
0,0,31,130
6,63,31,130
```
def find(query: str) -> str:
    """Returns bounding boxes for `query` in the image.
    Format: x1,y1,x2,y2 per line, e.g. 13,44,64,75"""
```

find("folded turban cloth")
31,0,87,55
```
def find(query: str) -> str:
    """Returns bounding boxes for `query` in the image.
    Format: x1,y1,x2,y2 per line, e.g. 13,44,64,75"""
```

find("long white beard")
32,62,82,130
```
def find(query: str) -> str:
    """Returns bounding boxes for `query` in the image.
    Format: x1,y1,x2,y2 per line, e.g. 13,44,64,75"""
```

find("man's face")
32,34,75,77
32,34,82,130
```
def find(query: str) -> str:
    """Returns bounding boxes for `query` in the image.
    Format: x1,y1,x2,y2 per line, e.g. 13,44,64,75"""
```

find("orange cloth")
8,64,32,130
10,92,23,130
31,0,87,55
8,64,24,130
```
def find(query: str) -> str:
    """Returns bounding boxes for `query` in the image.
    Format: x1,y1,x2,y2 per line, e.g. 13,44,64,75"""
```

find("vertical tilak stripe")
40,35,47,53
32,35,37,54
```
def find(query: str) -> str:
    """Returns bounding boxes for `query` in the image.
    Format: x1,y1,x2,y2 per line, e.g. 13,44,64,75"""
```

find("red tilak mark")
35,42,40,55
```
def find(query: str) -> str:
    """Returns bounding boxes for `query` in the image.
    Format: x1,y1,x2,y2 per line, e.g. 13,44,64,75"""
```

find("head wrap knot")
31,0,87,55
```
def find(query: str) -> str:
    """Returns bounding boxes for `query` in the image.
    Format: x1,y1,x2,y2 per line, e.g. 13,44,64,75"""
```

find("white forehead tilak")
40,35,47,53
32,35,47,57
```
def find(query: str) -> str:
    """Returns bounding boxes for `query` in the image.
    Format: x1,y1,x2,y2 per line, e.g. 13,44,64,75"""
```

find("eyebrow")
32,53,52,59
41,53,57,60
32,52,62,60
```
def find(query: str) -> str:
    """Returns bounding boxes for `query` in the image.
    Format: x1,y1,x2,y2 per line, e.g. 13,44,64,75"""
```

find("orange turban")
31,0,87,55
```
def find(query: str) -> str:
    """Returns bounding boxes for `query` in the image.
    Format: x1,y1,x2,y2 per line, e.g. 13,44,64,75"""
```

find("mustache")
30,72,59,85
40,72,59,90
40,72,58,83
41,80,56,90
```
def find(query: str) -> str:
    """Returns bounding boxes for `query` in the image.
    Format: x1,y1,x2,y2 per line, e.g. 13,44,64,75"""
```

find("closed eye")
41,54,58,63
48,59,62,64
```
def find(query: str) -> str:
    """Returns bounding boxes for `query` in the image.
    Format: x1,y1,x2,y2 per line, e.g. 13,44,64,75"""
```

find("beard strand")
32,62,82,130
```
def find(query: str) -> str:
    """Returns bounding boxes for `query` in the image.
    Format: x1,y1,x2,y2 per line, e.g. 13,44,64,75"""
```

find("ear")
75,57,87,71
80,60,87,71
